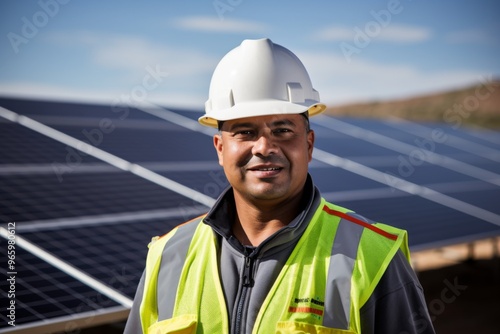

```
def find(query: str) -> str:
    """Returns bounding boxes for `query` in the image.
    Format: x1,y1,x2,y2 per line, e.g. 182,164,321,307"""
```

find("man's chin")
247,186,287,201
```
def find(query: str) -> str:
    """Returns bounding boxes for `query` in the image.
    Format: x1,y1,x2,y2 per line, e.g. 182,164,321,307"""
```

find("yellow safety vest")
140,199,410,334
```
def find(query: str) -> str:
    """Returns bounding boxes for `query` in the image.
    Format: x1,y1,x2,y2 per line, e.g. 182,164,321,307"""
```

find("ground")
413,238,500,333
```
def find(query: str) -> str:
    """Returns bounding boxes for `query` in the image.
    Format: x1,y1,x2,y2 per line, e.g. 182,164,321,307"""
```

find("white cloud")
172,16,268,33
314,27,355,41
314,24,431,43
378,24,430,42
296,50,487,105
92,36,214,77
46,31,217,77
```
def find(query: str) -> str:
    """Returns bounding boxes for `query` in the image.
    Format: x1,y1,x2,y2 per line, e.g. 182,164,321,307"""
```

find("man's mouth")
252,167,281,171
247,165,284,178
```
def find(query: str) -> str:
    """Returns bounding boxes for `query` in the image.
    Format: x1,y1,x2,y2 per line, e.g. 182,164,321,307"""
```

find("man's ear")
307,129,315,162
213,134,224,166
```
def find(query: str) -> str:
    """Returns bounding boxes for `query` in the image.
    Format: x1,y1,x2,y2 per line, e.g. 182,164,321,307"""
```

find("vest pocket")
147,314,198,334
276,321,356,334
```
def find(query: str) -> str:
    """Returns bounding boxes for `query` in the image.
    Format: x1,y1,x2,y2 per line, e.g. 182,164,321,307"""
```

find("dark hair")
301,111,311,132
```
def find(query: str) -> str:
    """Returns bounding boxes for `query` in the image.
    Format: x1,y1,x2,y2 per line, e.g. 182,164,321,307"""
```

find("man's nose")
252,133,277,157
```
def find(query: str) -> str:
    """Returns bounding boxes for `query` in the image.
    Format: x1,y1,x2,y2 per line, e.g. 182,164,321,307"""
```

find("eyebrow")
227,122,254,132
227,118,297,132
271,119,297,128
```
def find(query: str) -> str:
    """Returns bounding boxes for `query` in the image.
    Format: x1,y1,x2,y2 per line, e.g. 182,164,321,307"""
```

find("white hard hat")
199,38,326,128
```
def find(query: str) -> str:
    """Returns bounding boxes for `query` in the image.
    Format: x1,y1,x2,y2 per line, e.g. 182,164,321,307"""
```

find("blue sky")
1,0,499,109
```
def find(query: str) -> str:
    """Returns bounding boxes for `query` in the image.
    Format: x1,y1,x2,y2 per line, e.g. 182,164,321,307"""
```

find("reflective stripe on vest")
323,210,365,329
157,220,199,320
140,199,409,333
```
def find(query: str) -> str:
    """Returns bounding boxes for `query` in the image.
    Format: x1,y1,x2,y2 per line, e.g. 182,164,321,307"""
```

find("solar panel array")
1,97,499,333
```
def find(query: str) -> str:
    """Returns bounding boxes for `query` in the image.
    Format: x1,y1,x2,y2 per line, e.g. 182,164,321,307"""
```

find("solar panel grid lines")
16,114,185,131
333,117,500,156
16,206,208,233
1,97,500,332
447,188,500,212
0,307,130,334
129,164,215,207
311,115,500,187
0,107,216,209
312,148,500,226
0,227,134,308
0,173,197,223
0,233,122,332
0,124,102,166
34,125,218,163
383,117,500,163
0,161,223,176
453,124,500,145
323,179,498,203
19,218,183,299
133,100,217,136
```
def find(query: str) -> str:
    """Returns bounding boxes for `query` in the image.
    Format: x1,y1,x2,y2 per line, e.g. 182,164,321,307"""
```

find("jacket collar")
203,174,322,255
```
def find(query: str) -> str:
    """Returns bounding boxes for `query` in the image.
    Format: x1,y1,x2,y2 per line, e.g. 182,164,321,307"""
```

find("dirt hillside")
325,80,500,129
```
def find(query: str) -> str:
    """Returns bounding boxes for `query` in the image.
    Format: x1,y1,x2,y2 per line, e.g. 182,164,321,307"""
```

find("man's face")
214,114,314,206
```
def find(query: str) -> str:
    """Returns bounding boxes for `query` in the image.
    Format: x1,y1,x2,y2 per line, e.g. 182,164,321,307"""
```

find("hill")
325,80,500,129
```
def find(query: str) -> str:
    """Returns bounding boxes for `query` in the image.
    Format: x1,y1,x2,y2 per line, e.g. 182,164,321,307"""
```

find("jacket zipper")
234,255,255,334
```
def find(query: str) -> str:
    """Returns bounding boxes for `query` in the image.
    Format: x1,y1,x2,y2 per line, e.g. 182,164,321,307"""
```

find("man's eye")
273,128,292,134
234,130,254,136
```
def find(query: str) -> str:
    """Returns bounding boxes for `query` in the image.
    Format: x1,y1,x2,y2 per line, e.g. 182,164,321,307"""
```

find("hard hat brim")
198,100,326,128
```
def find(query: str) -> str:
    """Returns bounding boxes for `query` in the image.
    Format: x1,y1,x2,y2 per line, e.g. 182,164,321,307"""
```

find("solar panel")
19,218,184,299
0,235,125,332
0,172,204,223
0,122,102,165
1,96,499,332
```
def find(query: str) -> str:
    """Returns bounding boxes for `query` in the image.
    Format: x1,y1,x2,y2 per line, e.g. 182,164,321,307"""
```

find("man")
125,38,435,333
